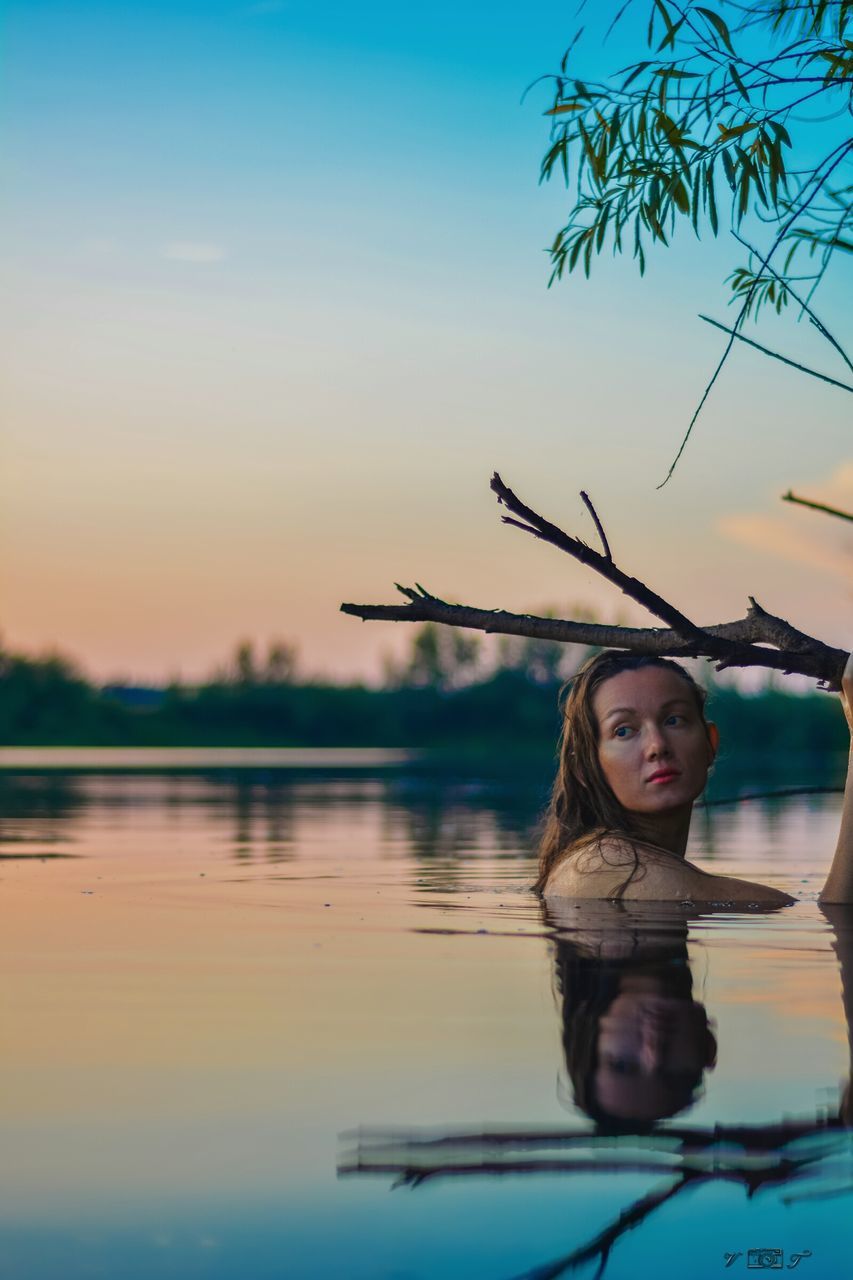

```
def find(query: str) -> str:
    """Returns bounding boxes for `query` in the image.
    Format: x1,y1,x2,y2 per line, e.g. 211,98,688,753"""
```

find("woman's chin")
629,790,698,817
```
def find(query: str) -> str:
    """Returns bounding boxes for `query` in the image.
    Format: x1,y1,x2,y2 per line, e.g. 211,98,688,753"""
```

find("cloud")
717,512,852,581
161,242,226,264
801,459,853,506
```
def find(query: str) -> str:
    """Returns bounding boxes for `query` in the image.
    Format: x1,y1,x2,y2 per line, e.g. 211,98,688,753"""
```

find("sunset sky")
3,0,850,684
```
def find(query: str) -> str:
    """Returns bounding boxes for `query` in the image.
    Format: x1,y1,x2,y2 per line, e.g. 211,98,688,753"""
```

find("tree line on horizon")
0,628,848,758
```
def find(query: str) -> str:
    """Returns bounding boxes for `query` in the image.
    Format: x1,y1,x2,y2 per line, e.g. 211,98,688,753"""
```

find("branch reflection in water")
340,901,853,1279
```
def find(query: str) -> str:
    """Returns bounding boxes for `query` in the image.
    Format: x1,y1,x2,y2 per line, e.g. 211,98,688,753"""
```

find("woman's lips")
647,769,680,784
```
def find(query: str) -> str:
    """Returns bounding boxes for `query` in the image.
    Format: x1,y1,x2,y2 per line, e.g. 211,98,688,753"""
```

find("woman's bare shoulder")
544,835,796,906
543,836,641,899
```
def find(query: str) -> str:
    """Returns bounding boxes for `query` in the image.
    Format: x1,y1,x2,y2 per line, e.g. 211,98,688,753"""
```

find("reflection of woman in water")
548,903,718,1130
537,650,853,905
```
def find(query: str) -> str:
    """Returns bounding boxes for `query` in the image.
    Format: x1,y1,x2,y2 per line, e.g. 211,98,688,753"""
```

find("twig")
698,316,853,392
705,786,845,807
580,490,613,561
783,490,853,523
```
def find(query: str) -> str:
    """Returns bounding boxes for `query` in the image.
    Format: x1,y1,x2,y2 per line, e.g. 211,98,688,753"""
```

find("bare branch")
783,490,853,523
341,478,849,689
698,315,853,392
489,473,707,641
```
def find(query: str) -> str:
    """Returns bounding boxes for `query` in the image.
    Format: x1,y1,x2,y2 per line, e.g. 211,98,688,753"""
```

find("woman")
537,650,853,905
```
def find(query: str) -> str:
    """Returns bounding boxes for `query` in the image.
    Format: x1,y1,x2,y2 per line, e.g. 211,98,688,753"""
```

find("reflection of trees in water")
2,768,837,878
219,771,544,866
377,773,547,870
0,772,86,855
227,776,298,862
0,770,302,864
340,903,853,1280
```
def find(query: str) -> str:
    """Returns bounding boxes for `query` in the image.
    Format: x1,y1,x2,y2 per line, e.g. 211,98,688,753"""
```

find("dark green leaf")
670,176,690,213
695,7,736,54
728,63,750,101
596,203,610,251
655,110,684,146
691,163,703,231
654,0,677,39
658,16,686,51
770,121,792,148
707,170,719,234
578,120,602,183
621,60,652,90
738,170,751,220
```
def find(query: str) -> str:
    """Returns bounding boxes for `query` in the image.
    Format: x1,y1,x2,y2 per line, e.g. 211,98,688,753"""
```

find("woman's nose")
640,1017,668,1071
644,725,670,758
639,1032,664,1071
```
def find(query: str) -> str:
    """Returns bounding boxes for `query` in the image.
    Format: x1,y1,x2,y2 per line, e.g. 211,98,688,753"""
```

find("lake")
1,753,851,1280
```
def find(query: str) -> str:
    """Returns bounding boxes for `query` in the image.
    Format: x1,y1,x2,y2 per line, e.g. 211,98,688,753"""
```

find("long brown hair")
535,651,710,895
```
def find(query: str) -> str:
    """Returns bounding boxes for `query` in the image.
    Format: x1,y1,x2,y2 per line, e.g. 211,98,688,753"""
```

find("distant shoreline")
0,746,417,769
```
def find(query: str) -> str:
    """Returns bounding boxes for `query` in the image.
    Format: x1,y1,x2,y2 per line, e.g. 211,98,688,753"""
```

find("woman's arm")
818,653,853,905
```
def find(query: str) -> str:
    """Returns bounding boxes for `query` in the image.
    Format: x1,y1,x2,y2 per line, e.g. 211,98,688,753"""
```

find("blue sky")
2,0,850,681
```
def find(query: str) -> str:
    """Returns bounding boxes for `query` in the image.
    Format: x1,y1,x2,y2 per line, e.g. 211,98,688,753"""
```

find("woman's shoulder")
543,834,640,898
543,833,796,906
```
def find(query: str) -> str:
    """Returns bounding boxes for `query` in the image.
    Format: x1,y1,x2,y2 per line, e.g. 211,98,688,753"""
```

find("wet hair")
534,651,711,897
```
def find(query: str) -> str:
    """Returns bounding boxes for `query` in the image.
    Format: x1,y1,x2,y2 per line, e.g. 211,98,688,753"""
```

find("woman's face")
592,667,717,816
595,975,717,1121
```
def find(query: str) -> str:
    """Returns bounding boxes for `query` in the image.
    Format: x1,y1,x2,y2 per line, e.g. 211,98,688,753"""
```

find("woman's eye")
665,714,683,726
604,1057,639,1075
614,726,633,739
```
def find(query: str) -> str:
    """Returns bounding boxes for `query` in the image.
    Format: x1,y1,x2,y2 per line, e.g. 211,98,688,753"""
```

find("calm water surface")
1,757,852,1280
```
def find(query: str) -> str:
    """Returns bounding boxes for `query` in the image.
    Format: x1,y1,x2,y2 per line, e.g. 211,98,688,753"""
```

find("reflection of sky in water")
0,765,851,1278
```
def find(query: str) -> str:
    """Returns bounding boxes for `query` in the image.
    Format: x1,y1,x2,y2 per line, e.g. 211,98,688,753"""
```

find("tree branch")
731,230,853,374
489,472,709,641
341,477,849,689
698,315,853,391
783,490,853,522
658,141,853,487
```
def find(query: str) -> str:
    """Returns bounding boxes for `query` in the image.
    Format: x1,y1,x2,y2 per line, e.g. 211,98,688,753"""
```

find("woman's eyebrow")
602,698,692,720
